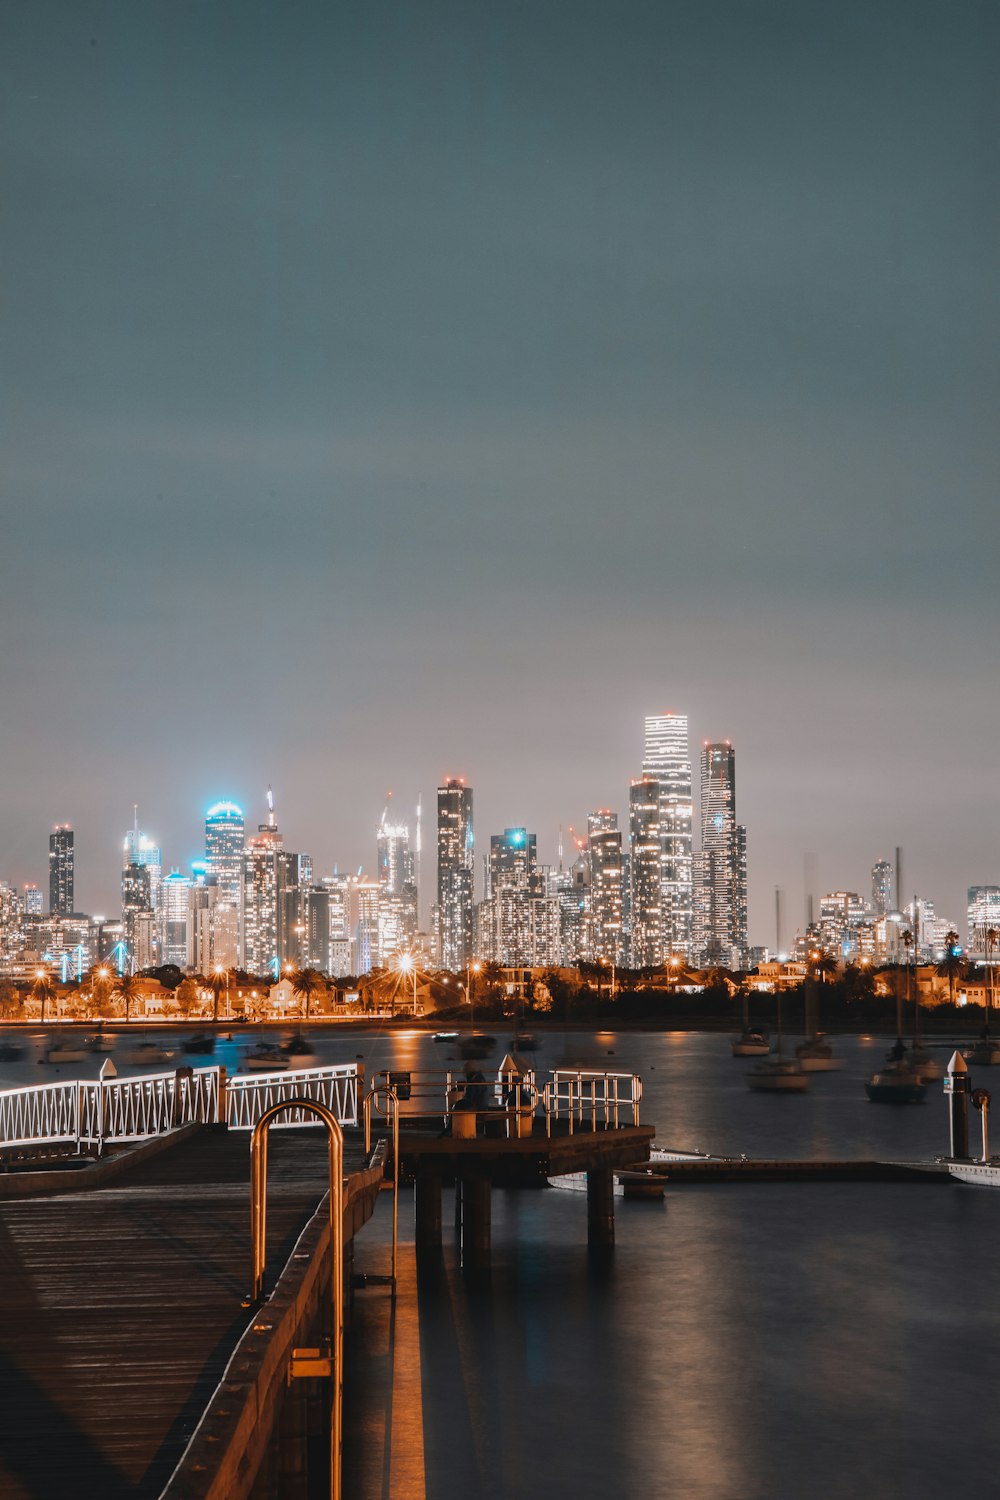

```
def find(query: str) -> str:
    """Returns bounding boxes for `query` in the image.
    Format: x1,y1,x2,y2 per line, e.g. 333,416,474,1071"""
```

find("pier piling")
586,1168,615,1248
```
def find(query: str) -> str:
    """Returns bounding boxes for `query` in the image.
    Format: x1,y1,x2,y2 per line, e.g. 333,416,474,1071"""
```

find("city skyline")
2,2,996,960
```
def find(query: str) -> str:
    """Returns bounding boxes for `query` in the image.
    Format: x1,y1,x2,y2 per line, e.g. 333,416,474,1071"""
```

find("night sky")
2,1,997,938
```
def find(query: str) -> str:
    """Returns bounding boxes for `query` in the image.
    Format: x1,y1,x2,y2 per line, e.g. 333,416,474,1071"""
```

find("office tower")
205,800,245,949
158,871,192,969
643,713,694,956
353,881,381,975
123,811,162,911
278,852,312,966
242,790,284,975
968,888,1000,958
628,778,661,967
22,884,42,918
0,883,23,969
376,804,417,957
817,891,868,959
588,811,624,965
437,778,474,970
122,861,154,969
476,828,559,965
871,860,893,918
48,825,74,917
695,743,748,968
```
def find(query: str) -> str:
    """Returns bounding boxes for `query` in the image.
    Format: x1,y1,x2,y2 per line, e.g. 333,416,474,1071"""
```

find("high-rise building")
588,811,624,965
872,859,893,918
643,713,694,956
437,778,474,970
122,861,154,970
695,743,748,968
205,801,245,954
0,883,23,970
158,870,192,969
476,828,559,965
48,825,74,917
376,805,417,958
967,888,1000,957
242,793,285,976
628,778,661,967
123,811,162,910
22,884,42,918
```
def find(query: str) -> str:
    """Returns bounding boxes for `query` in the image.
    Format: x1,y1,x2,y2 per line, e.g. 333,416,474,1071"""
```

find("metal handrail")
362,1085,399,1291
544,1070,642,1134
250,1099,345,1500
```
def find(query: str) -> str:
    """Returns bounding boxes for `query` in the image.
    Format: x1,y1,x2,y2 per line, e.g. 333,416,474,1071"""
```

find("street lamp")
398,952,417,1016
465,959,482,1026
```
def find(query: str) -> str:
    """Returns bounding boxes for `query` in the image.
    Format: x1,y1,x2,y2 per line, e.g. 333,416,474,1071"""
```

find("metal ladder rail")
362,1084,400,1293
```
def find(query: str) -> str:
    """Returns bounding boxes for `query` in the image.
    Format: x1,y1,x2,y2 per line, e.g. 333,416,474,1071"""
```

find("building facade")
48,825,74,917
695,742,748,967
642,713,694,957
437,778,474,970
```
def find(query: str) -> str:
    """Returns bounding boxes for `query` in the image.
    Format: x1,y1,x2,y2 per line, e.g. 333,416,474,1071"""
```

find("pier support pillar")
461,1175,491,1271
415,1168,442,1253
587,1168,615,1249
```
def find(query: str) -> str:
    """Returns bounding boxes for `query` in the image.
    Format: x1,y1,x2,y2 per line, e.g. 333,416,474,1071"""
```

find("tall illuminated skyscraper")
243,791,282,976
437,778,474,969
158,870,192,968
123,809,162,910
588,811,624,965
205,800,245,962
48,825,74,917
695,742,748,967
377,801,417,956
872,859,893,918
643,712,694,956
628,778,661,967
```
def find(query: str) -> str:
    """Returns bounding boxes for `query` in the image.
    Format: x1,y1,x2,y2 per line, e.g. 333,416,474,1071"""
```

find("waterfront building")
48,825,74,917
872,859,893,918
695,742,748,968
967,887,1000,958
628,778,661,967
437,778,474,970
643,712,695,957
588,811,624,966
158,871,192,969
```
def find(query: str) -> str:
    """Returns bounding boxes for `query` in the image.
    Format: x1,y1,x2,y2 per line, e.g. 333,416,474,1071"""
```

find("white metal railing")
0,1062,359,1152
543,1070,642,1134
225,1064,359,1131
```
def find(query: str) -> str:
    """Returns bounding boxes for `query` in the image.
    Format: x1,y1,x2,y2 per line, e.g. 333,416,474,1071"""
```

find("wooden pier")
0,1124,380,1500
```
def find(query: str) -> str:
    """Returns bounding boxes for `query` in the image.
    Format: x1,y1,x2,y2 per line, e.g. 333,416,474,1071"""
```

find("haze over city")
3,1,996,940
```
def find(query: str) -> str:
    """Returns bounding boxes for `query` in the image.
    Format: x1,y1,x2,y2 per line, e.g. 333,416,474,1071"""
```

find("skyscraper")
643,712,694,957
48,825,74,917
22,884,42,918
695,742,748,967
158,870,192,968
437,777,474,970
872,859,893,918
376,803,417,956
123,810,162,910
968,887,1000,958
588,811,624,965
628,778,661,967
242,791,283,975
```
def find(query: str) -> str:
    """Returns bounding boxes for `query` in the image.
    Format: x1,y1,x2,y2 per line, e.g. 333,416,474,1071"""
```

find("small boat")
89,1031,116,1053
432,1031,460,1044
864,1059,926,1104
242,1042,290,1072
947,1160,1000,1187
747,994,808,1091
968,1035,1000,1066
547,1169,664,1202
907,1044,944,1081
41,1038,88,1064
731,1026,770,1058
512,1032,540,1052
795,1035,844,1072
747,1056,810,1092
0,1040,27,1062
182,1032,216,1055
122,1041,173,1067
282,1033,318,1068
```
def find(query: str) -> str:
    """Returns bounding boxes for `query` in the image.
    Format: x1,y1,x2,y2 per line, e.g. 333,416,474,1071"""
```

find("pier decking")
0,1125,376,1500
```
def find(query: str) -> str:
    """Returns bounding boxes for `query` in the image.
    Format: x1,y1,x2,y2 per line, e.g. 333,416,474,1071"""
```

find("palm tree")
32,971,57,1025
937,930,965,1007
114,972,143,1024
290,966,325,1020
206,968,230,1021
480,960,505,996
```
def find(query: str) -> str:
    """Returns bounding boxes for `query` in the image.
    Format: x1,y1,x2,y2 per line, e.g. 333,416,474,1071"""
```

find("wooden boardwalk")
0,1125,370,1500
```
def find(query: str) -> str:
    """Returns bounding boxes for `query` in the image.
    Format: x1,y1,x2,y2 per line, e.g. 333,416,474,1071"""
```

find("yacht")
946,1159,1000,1186
747,1056,810,1092
864,1055,926,1104
122,1041,172,1067
795,1035,844,1072
242,1041,290,1072
41,1037,88,1064
731,1026,770,1058
968,1035,1000,1066
282,1032,318,1068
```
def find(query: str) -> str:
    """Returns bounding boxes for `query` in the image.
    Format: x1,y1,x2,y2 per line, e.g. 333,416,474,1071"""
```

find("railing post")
173,1065,193,1127
217,1065,229,1127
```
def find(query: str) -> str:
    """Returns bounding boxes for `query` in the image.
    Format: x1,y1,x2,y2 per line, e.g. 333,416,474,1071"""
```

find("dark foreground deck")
0,1125,373,1500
